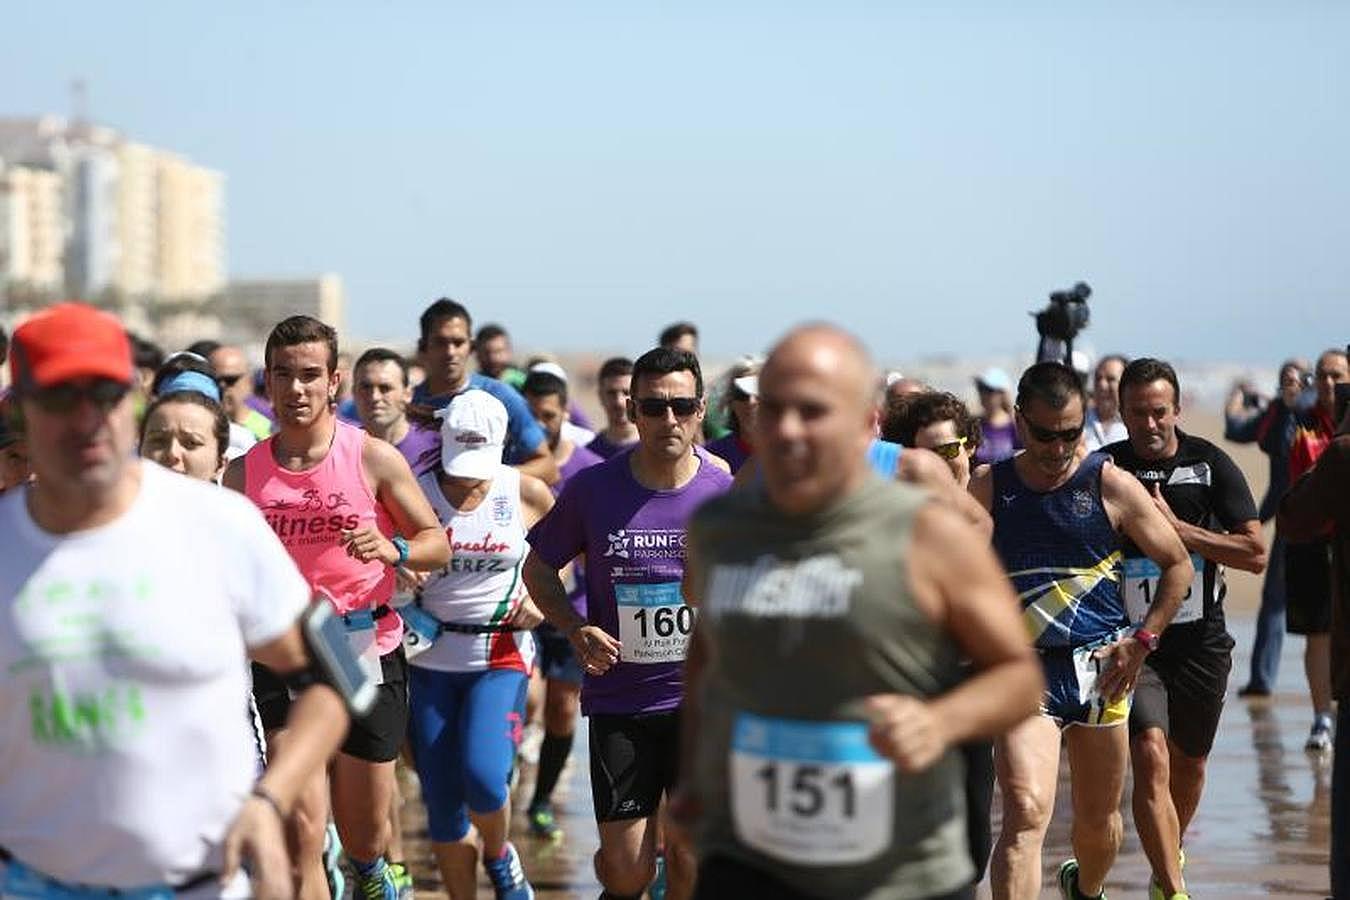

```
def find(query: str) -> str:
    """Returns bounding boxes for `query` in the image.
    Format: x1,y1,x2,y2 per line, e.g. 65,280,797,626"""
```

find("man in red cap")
0,303,349,899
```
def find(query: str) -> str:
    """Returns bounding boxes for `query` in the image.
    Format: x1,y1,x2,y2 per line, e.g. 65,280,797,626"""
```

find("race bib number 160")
614,582,694,664
730,713,893,865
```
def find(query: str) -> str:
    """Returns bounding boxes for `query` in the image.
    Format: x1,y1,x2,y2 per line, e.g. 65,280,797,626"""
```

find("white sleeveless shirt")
412,465,534,673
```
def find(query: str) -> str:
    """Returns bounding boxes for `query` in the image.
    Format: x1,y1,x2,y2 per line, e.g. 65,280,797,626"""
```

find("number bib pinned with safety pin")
614,582,694,664
729,712,894,865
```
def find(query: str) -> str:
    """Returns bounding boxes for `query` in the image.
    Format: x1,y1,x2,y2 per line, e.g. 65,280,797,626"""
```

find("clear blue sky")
3,2,1346,365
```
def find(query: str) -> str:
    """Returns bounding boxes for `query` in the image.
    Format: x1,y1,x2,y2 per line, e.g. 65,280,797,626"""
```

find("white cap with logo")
438,389,508,479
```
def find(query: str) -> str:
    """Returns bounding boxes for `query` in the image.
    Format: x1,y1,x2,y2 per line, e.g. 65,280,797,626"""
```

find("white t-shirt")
1084,410,1128,452
226,421,257,462
0,463,309,890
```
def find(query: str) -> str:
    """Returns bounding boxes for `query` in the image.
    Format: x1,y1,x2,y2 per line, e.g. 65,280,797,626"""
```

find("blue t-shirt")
413,375,547,466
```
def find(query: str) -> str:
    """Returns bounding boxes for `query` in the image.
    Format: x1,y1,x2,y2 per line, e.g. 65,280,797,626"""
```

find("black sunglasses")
29,380,131,414
633,397,701,418
1022,419,1085,445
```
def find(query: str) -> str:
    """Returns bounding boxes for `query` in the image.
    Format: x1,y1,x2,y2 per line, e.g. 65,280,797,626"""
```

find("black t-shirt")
1103,430,1259,649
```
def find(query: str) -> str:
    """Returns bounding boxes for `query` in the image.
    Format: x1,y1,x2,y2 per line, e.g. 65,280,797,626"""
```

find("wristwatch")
1133,628,1160,653
391,535,410,567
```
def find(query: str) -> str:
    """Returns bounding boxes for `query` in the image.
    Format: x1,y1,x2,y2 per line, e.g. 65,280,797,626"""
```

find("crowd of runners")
0,299,1346,900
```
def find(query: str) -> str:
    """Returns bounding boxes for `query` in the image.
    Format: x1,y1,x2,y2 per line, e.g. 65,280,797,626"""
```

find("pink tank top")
245,420,401,653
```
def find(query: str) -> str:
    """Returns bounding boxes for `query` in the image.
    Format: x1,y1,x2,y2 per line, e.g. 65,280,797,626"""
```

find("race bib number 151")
730,713,893,865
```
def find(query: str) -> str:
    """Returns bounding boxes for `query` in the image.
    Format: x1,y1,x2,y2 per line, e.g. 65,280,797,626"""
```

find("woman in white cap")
404,388,554,900
704,355,762,474
973,366,1021,464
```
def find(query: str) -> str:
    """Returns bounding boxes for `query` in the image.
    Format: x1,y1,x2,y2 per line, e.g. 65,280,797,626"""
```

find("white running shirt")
413,465,534,673
0,463,309,890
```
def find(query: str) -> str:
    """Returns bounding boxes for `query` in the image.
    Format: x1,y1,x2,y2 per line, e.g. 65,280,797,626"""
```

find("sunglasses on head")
931,437,969,460
633,397,700,418
28,379,131,414
1022,419,1084,445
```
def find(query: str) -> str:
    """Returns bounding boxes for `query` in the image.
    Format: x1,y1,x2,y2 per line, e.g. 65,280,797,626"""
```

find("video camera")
1034,281,1092,367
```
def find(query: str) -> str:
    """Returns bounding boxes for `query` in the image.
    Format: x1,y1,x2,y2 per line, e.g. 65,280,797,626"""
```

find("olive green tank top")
687,476,972,899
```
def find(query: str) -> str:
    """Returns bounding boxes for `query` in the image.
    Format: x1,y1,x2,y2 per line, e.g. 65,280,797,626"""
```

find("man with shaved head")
210,345,272,442
675,323,1042,900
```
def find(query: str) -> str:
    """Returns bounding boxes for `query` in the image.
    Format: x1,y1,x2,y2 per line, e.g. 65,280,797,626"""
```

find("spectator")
972,367,1020,464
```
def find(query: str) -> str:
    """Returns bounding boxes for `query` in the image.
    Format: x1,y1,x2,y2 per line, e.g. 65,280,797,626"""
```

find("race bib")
729,713,893,865
614,582,694,664
1123,553,1205,625
342,610,385,686
397,603,442,660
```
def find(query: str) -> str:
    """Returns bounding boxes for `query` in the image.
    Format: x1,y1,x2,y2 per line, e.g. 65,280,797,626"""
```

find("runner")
674,324,1042,900
0,303,349,899
411,298,558,485
1104,357,1265,900
520,368,606,839
523,346,733,900
153,352,259,461
212,343,275,441
225,315,451,900
971,361,1193,900
881,390,984,488
403,389,553,899
587,356,639,459
704,356,761,474
475,323,528,391
0,410,30,494
353,346,440,476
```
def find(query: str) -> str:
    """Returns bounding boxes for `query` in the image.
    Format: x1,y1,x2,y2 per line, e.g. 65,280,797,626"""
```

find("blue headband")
158,371,221,403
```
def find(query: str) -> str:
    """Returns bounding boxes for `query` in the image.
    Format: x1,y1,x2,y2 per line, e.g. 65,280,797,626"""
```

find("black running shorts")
1128,631,1233,758
1285,539,1333,636
252,648,409,764
589,710,680,822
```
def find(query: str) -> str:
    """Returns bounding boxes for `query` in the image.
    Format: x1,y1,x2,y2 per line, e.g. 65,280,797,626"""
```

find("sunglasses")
28,380,131,414
931,437,969,460
1022,419,1085,445
633,397,701,418
216,374,245,388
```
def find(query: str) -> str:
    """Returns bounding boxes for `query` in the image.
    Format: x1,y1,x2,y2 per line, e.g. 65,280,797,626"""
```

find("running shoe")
1057,858,1107,900
1305,715,1334,752
390,862,414,900
1147,849,1188,899
354,864,398,900
324,823,345,900
483,842,534,900
649,850,667,900
526,804,562,841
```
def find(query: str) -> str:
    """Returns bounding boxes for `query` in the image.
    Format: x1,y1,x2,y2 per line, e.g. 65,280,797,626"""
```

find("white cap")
529,361,569,382
733,375,759,397
438,389,508,479
975,367,1013,393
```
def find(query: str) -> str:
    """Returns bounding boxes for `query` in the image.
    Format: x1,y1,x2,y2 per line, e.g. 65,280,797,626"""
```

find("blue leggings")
408,666,528,842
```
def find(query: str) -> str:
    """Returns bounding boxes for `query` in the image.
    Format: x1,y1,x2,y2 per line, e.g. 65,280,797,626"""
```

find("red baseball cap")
10,303,134,390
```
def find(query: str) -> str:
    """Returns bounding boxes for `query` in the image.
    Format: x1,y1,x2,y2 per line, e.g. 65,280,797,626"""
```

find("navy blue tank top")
991,451,1126,650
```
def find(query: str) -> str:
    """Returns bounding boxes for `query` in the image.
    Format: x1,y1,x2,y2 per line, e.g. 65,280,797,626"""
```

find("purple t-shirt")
704,433,752,474
527,446,732,715
587,432,638,460
975,418,1020,465
554,442,606,616
396,424,441,477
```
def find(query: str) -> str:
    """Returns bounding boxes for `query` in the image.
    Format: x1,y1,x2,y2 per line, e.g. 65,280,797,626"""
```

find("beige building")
156,153,225,300
115,142,158,297
223,275,347,346
0,164,65,291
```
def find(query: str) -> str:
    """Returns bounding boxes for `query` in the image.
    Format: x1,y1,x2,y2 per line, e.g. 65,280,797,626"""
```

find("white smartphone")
301,599,378,717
